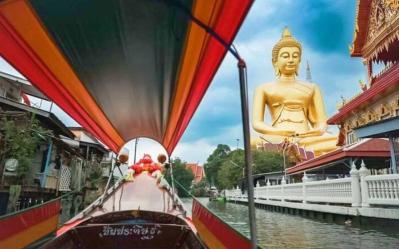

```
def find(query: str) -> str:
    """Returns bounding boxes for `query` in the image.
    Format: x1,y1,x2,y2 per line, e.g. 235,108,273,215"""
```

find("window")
346,131,358,145
381,112,391,120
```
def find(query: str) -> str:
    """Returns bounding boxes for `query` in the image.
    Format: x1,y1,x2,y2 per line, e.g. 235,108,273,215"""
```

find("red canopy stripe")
0,0,253,154
162,0,223,148
0,14,120,151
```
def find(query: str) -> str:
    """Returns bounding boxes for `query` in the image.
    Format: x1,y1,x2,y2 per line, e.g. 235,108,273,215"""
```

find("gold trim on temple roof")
342,90,399,134
384,0,399,10
350,0,361,54
362,0,399,60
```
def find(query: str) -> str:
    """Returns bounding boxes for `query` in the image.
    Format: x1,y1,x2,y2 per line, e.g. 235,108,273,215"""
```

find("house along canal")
182,198,399,249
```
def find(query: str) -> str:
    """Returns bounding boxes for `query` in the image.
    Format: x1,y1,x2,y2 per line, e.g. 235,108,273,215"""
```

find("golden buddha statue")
252,28,337,155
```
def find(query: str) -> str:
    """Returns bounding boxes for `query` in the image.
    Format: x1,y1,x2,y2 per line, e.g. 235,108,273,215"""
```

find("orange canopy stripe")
0,0,253,154
162,0,223,147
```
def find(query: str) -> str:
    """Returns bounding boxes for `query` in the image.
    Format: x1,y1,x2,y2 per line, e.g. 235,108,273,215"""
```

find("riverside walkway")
225,161,399,220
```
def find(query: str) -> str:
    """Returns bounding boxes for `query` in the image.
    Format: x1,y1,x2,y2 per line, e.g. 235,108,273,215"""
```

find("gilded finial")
359,80,367,91
282,27,292,38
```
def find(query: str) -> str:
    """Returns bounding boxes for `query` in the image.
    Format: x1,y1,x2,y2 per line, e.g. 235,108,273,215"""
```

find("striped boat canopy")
0,0,253,154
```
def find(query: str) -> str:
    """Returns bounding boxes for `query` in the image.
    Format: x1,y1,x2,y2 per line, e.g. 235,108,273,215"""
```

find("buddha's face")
274,46,300,77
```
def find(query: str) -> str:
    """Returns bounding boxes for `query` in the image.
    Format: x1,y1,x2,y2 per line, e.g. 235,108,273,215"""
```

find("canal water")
182,198,399,249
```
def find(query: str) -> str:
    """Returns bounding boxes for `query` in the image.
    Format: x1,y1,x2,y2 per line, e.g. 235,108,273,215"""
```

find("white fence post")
359,160,371,207
281,176,286,202
350,161,361,207
255,181,260,199
266,179,270,201
302,172,308,203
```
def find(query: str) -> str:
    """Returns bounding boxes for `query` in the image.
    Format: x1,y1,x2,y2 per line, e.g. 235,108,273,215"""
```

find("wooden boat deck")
92,173,178,215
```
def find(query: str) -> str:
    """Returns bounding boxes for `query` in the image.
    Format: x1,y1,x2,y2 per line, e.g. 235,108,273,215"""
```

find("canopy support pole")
238,59,257,249
170,2,257,247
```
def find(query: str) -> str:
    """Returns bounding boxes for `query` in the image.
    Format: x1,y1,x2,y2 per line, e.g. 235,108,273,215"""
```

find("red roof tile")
287,138,390,174
186,163,205,183
328,63,399,124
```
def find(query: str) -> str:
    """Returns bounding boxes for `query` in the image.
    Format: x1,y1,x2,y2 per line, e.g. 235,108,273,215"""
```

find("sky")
0,0,365,165
173,0,365,163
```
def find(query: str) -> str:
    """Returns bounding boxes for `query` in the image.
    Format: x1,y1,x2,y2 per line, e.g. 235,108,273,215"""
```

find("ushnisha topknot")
272,27,302,63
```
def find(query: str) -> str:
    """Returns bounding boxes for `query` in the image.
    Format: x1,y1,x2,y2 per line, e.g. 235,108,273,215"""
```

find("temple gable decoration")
361,0,399,61
385,0,399,10
351,0,399,63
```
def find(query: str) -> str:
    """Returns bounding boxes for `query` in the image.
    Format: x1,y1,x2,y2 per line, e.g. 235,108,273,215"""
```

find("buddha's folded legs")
251,133,337,156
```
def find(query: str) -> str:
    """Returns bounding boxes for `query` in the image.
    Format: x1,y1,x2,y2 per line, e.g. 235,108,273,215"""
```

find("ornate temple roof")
186,163,205,183
350,0,372,57
327,62,399,124
287,138,391,175
329,0,399,124
351,0,399,60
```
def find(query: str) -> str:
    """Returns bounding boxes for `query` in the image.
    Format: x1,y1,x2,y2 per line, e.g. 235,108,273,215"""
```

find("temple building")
288,0,398,178
328,0,399,174
186,163,205,184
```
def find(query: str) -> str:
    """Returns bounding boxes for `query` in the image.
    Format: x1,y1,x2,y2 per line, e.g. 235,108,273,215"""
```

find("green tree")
204,144,230,188
252,150,284,174
217,149,244,189
1,114,52,184
214,149,284,189
165,158,194,197
190,179,208,197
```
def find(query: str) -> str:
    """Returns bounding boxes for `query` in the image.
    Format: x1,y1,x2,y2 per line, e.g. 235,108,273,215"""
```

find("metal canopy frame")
176,6,258,248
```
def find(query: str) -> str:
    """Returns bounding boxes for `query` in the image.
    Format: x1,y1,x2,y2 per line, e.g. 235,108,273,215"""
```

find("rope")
172,178,227,219
172,178,195,199
156,0,241,61
172,179,243,236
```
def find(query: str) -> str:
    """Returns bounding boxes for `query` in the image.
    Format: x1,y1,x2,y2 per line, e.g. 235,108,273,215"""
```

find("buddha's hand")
278,130,296,137
296,129,324,137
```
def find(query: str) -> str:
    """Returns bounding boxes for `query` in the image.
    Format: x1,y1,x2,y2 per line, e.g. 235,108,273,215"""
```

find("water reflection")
182,198,399,249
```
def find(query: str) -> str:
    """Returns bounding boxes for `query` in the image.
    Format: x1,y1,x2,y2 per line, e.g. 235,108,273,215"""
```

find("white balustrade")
359,161,371,207
364,174,399,206
350,162,361,207
247,178,352,204
266,184,283,201
255,186,268,200
224,161,399,209
304,178,352,204
225,188,242,200
282,183,303,202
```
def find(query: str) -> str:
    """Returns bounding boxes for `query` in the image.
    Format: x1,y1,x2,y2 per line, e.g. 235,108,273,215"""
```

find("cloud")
180,1,364,163
172,139,215,164
0,1,365,166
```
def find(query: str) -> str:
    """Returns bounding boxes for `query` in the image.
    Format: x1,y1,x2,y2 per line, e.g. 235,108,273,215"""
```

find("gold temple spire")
306,61,312,82
282,27,292,38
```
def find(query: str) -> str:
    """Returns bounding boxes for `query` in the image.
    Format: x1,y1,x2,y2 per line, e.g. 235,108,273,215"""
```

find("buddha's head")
272,28,302,77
